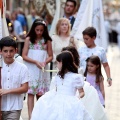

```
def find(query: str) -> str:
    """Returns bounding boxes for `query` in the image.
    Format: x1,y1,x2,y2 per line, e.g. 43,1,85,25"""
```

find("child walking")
78,27,112,86
31,51,93,120
22,18,53,119
84,55,105,107
0,36,28,120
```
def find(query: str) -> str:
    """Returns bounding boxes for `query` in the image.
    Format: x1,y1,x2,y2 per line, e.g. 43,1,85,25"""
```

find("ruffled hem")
31,90,93,120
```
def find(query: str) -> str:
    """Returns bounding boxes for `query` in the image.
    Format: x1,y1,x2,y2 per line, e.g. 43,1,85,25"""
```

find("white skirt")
50,80,108,120
31,90,93,120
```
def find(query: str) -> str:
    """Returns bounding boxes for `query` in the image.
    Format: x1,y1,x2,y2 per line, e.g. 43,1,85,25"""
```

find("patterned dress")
24,38,50,95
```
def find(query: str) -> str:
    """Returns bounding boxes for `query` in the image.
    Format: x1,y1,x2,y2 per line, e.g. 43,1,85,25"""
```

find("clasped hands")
35,61,46,69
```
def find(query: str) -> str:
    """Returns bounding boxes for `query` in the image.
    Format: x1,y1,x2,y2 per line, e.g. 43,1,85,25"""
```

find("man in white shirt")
0,36,29,120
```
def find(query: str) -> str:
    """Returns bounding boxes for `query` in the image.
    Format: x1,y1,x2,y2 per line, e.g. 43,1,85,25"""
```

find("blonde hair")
56,18,71,36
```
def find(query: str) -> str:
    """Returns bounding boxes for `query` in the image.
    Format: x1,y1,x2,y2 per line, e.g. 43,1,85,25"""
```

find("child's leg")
28,94,34,120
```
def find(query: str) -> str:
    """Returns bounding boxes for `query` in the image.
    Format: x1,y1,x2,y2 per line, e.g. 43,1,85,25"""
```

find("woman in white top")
51,18,84,75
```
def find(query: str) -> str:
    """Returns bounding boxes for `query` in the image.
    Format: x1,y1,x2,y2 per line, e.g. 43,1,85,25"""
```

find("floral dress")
24,38,50,95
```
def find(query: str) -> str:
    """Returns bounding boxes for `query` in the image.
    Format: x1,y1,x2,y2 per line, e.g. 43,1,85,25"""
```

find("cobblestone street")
104,45,120,120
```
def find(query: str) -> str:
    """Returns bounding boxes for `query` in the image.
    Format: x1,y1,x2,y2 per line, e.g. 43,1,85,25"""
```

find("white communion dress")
31,72,93,120
50,72,108,120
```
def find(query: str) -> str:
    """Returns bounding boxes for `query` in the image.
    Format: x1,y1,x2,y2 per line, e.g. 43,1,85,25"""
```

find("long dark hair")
26,18,52,44
84,55,103,83
62,46,80,67
56,51,78,79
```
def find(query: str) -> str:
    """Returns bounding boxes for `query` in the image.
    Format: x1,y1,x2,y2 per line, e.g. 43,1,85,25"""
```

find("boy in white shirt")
78,27,112,86
0,36,29,120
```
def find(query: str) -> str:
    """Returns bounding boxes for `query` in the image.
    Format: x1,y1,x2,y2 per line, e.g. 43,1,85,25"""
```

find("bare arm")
45,40,53,64
103,62,112,86
78,88,85,98
99,77,105,100
0,82,28,95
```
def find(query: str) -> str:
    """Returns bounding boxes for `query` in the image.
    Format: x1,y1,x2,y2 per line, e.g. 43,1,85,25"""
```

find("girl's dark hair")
26,18,52,44
56,51,78,79
82,27,97,38
84,55,103,83
0,36,17,50
62,46,80,67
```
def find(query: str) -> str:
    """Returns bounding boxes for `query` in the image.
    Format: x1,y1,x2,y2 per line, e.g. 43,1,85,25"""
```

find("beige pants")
2,110,21,120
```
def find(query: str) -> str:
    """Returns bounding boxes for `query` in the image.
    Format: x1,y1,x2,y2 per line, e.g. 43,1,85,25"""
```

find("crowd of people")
0,0,112,120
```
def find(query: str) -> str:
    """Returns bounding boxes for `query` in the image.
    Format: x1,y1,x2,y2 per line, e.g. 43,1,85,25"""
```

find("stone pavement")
104,45,120,120
21,44,120,120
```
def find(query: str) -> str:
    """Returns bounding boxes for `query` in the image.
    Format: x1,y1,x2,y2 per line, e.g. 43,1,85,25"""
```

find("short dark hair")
66,0,77,7
0,36,17,50
82,27,97,38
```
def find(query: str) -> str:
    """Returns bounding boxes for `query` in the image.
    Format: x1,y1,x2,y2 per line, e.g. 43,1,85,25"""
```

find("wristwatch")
107,78,112,81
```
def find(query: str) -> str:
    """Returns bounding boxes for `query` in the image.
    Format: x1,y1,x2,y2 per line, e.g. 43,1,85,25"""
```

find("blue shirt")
17,14,27,27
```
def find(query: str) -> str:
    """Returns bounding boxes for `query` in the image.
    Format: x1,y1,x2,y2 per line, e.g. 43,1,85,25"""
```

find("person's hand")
79,91,85,98
78,91,85,99
35,61,46,69
0,89,10,95
107,80,112,87
35,61,42,69
41,62,46,68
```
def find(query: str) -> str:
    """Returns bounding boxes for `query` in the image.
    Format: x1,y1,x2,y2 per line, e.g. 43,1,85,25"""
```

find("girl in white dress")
22,19,53,120
61,46,108,120
31,51,93,120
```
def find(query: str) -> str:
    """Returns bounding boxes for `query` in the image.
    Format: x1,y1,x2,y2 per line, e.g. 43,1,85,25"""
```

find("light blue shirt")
14,20,23,35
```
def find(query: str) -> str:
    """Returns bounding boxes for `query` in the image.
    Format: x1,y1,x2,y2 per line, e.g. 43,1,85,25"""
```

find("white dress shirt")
1,60,29,111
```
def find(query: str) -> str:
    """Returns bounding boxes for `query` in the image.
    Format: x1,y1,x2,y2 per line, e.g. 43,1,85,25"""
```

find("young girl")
31,51,93,120
22,18,53,119
84,55,105,107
